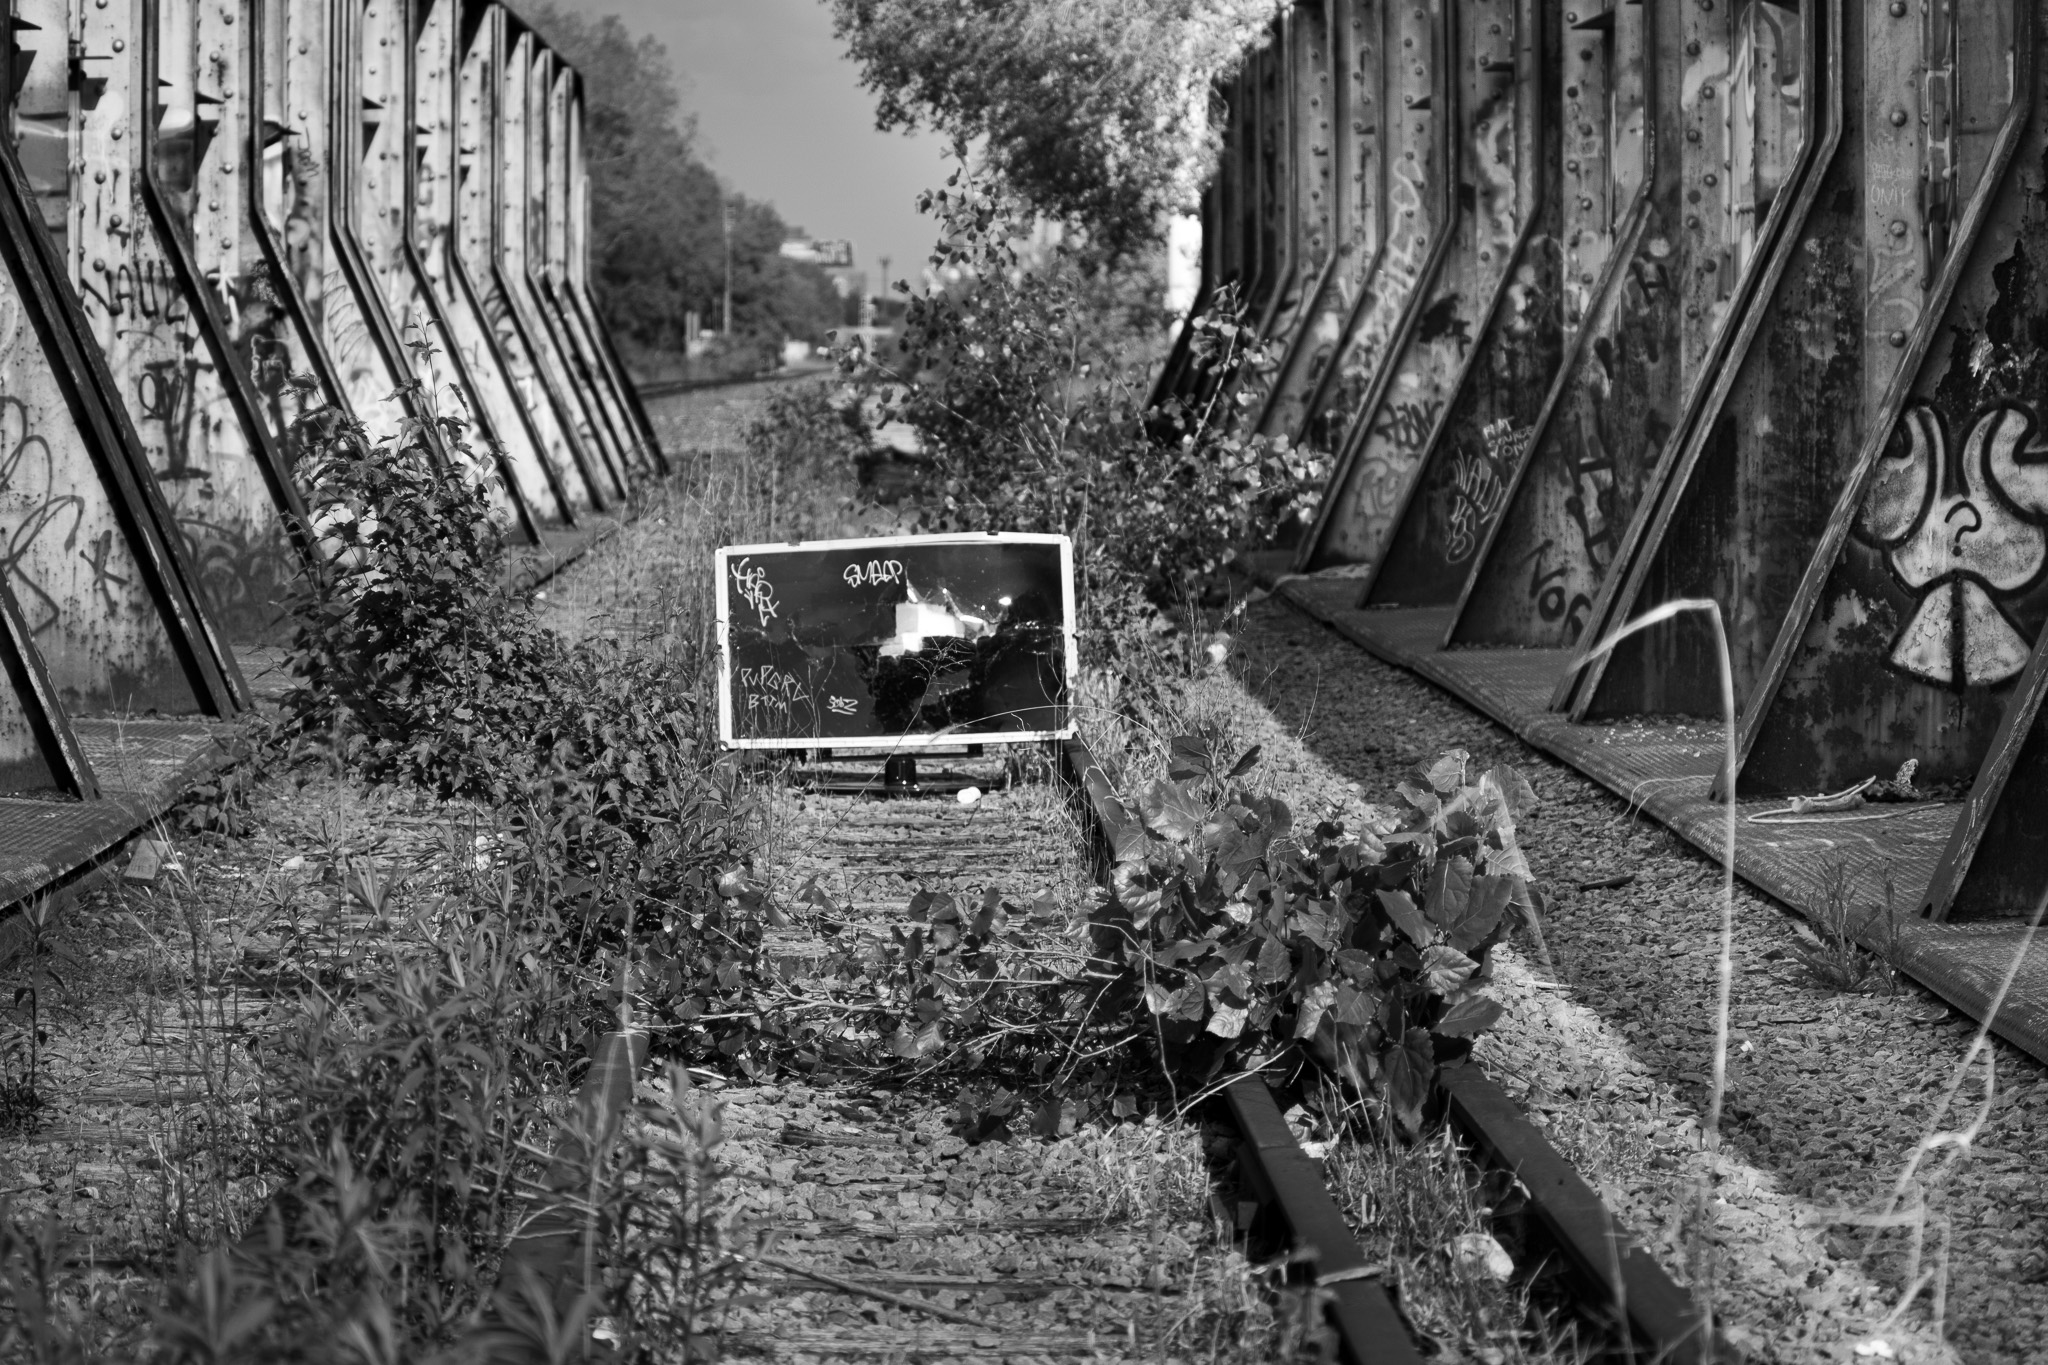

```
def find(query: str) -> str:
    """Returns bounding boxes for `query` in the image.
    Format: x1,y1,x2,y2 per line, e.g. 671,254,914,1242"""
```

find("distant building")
780,238,856,269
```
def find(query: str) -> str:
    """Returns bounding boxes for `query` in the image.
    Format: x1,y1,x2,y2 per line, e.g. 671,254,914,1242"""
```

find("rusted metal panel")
1564,1,1857,721
1300,0,1538,573
1361,0,1566,607
1246,9,1297,339
1234,2,1326,419
497,20,617,508
1447,0,1814,651
456,1,589,518
1735,0,2038,797
1288,0,1449,564
1251,0,1384,443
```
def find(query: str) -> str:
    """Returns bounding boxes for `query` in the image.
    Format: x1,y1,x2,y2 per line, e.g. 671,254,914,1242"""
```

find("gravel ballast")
1214,594,2048,1364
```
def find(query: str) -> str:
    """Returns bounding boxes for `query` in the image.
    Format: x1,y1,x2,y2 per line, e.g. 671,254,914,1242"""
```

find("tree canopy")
523,5,847,371
825,0,1279,258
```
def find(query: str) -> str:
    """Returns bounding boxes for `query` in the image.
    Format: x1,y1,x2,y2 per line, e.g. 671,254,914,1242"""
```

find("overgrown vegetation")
829,0,1281,258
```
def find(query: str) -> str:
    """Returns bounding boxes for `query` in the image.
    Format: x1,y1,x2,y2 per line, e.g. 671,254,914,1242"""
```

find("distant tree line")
524,4,849,376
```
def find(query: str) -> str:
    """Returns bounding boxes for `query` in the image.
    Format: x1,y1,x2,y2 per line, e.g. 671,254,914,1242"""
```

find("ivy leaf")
1207,1002,1248,1038
1166,986,1206,1021
1435,995,1505,1038
1142,982,1173,1014
1167,735,1215,781
1421,945,1479,997
1382,1028,1437,1136
1138,779,1204,842
1444,875,1514,953
1225,744,1264,779
1427,750,1470,794
1210,962,1253,1002
1376,890,1434,948
885,1025,922,1059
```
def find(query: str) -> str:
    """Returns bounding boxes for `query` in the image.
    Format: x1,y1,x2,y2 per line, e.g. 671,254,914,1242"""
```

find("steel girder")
0,0,643,798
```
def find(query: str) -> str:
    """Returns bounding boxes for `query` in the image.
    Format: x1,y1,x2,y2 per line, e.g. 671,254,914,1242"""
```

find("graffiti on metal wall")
1855,402,2048,689
1305,149,1428,452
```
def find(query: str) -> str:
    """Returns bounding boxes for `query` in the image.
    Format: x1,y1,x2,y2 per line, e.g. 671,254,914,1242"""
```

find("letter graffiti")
730,557,780,627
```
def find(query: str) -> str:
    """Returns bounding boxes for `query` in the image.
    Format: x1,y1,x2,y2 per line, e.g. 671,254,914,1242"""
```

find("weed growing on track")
1793,861,1903,996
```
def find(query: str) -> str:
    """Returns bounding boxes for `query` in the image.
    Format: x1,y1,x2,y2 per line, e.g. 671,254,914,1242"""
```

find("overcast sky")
541,0,956,289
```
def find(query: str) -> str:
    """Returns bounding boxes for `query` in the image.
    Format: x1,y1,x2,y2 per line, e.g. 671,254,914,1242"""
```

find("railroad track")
557,740,1713,1362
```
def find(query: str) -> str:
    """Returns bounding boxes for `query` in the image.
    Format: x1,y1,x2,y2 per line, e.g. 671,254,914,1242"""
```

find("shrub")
1094,742,1535,1133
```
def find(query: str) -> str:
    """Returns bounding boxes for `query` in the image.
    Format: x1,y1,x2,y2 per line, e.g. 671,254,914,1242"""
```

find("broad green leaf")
1254,933,1292,985
1483,764,1538,818
1142,982,1173,1014
1291,900,1340,950
1425,856,1475,928
1226,744,1265,779
1434,995,1505,1038
1376,889,1434,948
1138,779,1205,842
1382,1028,1436,1135
1426,750,1470,794
1294,981,1336,1038
1167,734,1215,781
1421,945,1479,996
1211,962,1253,1002
1207,1002,1248,1039
1444,875,1514,953
1329,983,1373,1027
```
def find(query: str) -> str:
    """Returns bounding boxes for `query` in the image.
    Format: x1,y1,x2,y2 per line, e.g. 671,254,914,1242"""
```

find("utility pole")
721,196,736,335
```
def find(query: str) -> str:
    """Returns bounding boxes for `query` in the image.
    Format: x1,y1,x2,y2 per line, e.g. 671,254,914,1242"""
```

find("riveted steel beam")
1445,0,1819,652
495,15,619,509
1301,0,1546,575
1560,0,1854,722
559,77,664,476
1290,0,1451,565
537,62,646,481
1734,0,2038,799
1251,0,1383,445
455,0,591,519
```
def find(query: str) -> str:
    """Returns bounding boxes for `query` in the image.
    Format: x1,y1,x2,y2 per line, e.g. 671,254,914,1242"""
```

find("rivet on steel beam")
1579,195,1593,208
112,38,124,51
1567,159,1580,172
1687,40,1700,55
1686,305,1700,318
1891,108,1909,126
1686,215,1700,228
1891,219,1908,236
1890,0,1907,12
92,257,104,272
1566,10,1577,20
1701,85,1715,100
109,215,121,228
1479,251,1490,262
1890,331,1908,347
1705,173,1718,185
1686,129,1701,142
94,171,105,184
112,126,122,138
1567,84,1579,97
299,41,309,52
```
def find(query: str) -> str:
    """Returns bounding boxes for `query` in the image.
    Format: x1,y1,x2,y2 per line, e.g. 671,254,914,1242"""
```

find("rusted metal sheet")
1246,9,1297,341
1363,1,1629,607
1298,0,1540,573
0,571,96,796
1447,0,1813,650
1251,0,1383,444
456,1,591,518
1735,0,2037,797
1561,0,1858,721
497,19,618,508
1287,0,1449,551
